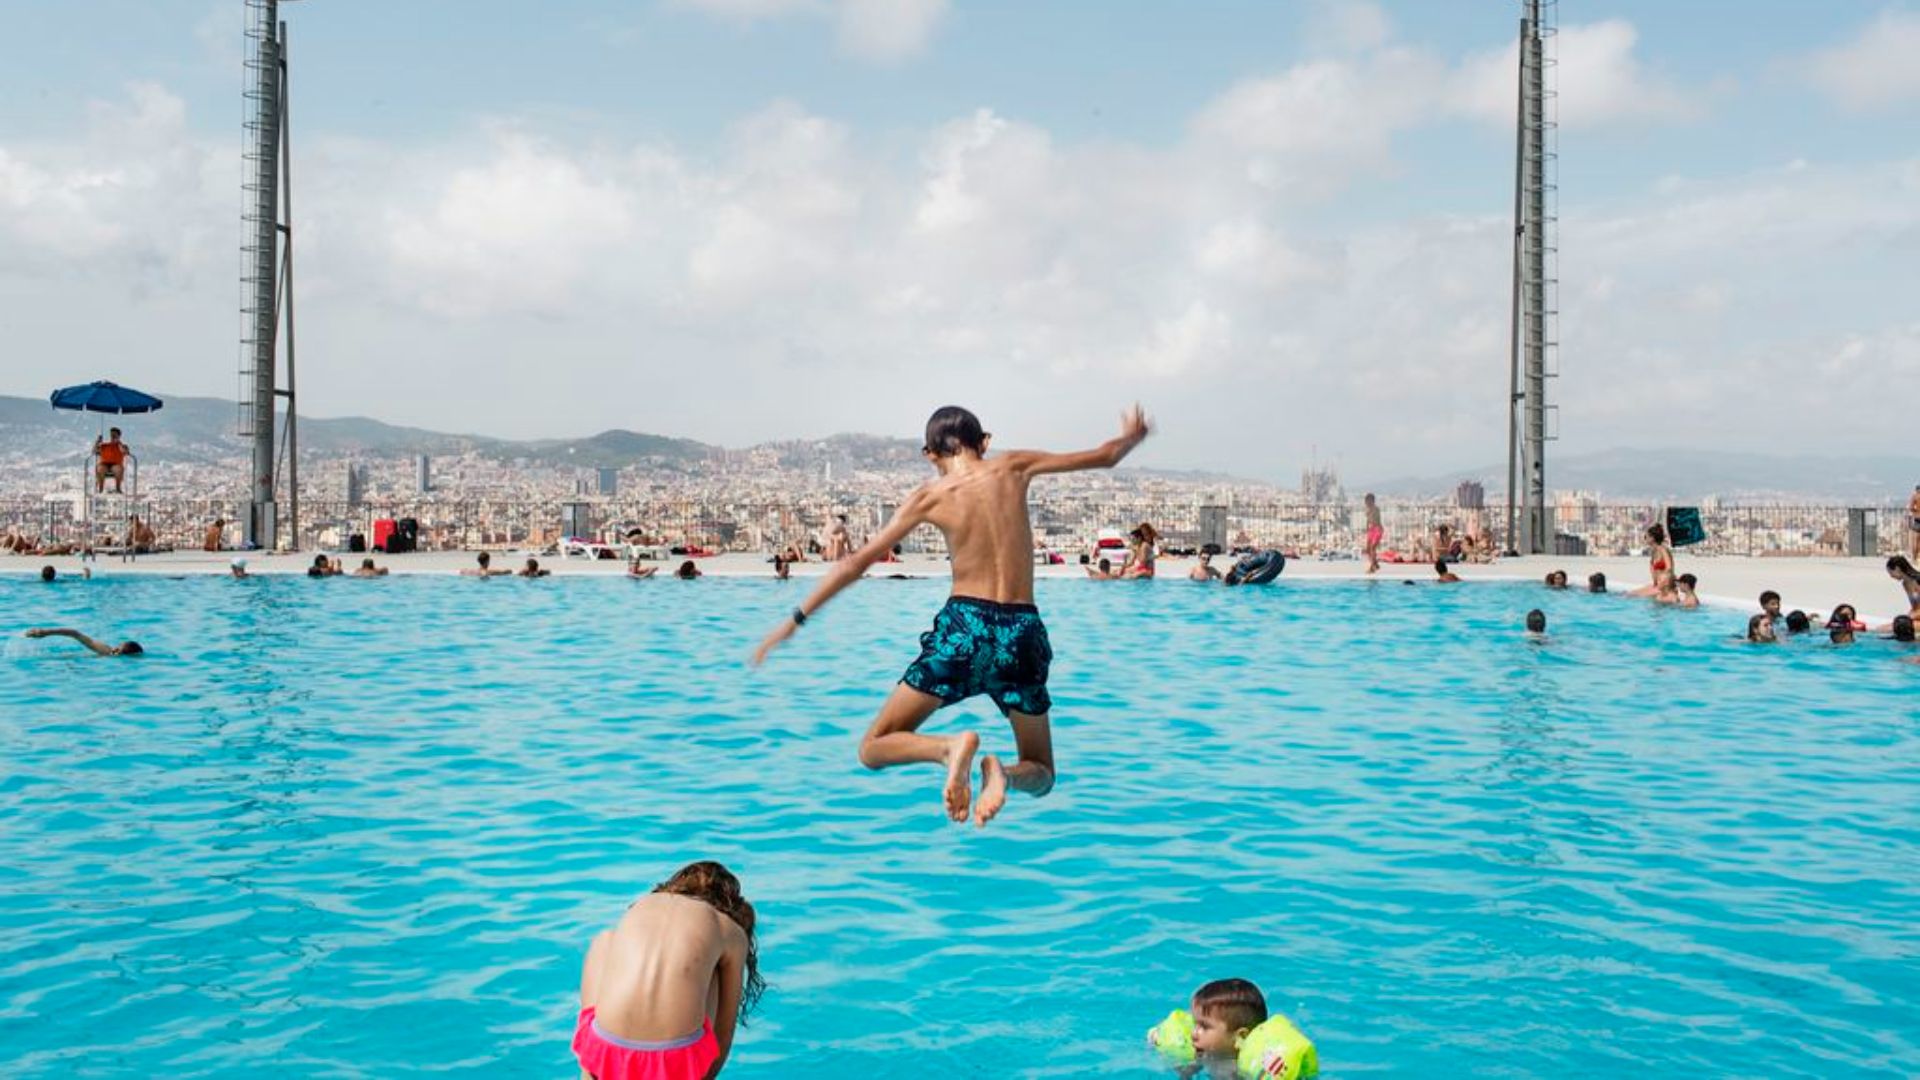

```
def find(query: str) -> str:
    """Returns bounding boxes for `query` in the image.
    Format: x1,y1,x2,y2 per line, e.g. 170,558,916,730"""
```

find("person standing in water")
753,404,1151,827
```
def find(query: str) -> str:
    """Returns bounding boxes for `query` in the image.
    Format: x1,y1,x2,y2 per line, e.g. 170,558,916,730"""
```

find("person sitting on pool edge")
519,557,550,578
1433,558,1461,584
460,552,511,578
25,627,142,656
574,860,763,1080
1588,572,1607,594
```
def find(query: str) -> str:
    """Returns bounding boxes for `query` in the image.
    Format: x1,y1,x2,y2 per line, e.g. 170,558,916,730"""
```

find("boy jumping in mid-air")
752,404,1151,826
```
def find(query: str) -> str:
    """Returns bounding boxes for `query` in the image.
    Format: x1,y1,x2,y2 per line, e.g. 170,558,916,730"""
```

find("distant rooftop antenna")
1505,0,1558,554
238,0,302,549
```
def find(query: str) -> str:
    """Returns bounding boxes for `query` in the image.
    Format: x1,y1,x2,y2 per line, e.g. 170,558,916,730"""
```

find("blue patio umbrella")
49,380,164,415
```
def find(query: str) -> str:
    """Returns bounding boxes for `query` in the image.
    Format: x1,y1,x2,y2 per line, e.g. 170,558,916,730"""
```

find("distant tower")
343,460,364,507
822,460,833,485
415,454,431,495
1506,0,1558,553
597,467,618,497
1455,480,1486,510
238,0,302,549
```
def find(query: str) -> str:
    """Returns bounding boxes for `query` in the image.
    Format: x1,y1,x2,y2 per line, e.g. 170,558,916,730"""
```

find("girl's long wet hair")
654,861,765,1022
1887,556,1920,583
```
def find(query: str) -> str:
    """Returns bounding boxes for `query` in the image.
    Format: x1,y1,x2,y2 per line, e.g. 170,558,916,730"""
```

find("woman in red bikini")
574,861,763,1080
1631,522,1675,598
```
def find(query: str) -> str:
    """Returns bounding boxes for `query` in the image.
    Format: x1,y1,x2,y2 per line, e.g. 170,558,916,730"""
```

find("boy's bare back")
897,406,1152,605
587,893,745,1042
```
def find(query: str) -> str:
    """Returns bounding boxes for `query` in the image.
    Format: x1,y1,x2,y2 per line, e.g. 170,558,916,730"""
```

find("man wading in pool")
753,404,1151,826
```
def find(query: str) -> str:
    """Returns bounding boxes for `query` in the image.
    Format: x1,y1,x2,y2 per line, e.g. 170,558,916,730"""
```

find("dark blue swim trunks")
901,596,1053,716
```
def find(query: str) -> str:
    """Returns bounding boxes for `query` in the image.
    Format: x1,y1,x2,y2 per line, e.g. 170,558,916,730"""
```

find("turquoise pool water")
1,575,1915,1077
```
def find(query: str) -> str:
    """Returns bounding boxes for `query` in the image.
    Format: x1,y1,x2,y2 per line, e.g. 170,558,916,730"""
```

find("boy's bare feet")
943,731,979,822
973,754,1008,827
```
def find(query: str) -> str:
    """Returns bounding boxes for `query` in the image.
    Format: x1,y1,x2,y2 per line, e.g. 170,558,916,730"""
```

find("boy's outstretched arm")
751,490,934,665
1002,404,1151,477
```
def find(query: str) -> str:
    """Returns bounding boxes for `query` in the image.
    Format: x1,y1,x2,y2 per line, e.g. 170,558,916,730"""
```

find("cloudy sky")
2,1,1915,483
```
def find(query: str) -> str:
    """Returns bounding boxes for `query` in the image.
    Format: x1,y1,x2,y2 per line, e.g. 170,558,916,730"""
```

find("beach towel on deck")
1665,507,1706,547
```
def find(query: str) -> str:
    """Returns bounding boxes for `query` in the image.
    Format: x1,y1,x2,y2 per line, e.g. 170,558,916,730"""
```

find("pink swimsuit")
573,1008,719,1080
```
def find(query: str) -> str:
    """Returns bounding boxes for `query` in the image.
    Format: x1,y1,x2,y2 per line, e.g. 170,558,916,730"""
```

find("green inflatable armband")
1236,1014,1318,1080
1146,1009,1198,1067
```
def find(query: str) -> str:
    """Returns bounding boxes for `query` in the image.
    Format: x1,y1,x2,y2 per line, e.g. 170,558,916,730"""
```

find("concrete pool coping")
7,551,1914,625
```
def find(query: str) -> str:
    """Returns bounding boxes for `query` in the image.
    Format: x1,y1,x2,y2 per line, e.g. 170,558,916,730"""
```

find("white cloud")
1303,0,1392,53
383,134,638,318
1454,20,1700,130
835,0,947,63
0,47,1913,478
674,0,946,62
1804,9,1920,110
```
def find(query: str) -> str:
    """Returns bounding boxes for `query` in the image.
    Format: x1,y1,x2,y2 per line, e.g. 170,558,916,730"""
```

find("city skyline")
1,3,1915,480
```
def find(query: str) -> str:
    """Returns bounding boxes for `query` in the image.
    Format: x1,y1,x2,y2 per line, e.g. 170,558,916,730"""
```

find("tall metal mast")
239,0,298,549
1508,0,1558,553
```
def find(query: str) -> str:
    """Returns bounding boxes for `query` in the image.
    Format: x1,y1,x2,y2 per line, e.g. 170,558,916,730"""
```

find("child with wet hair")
1147,977,1317,1079
574,861,765,1080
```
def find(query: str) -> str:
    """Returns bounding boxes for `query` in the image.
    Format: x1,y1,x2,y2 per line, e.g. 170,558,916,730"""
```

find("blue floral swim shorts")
900,596,1053,716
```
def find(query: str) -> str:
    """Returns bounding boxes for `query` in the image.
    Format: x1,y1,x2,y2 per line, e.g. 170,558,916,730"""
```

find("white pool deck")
8,549,1916,625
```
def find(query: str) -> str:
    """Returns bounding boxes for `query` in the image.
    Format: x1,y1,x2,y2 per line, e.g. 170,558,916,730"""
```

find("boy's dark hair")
1759,590,1780,607
676,560,698,578
39,565,55,582
362,558,376,569
923,406,987,457
1097,557,1111,573
1678,573,1697,588
1526,609,1546,633
655,861,764,1022
119,641,143,656
477,551,491,567
1192,978,1267,1033
1891,615,1914,642
1785,610,1811,633
1434,558,1449,574
1588,572,1607,593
